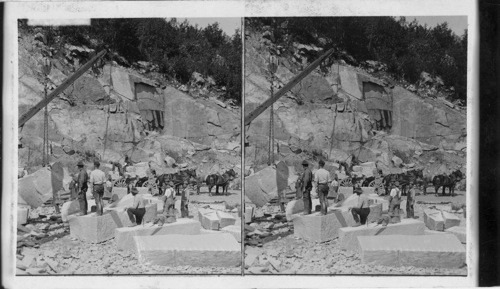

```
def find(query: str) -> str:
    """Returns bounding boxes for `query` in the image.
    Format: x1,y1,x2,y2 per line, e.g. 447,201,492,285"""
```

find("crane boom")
244,48,334,126
19,49,107,127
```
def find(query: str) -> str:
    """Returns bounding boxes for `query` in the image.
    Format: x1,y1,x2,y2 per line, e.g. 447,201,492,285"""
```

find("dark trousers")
163,197,177,223
317,184,329,215
351,207,370,224
78,190,88,215
406,198,414,218
181,198,189,218
93,184,104,216
127,207,146,225
302,188,312,215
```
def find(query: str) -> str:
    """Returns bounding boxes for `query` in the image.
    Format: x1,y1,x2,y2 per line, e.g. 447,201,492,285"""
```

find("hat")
131,187,139,194
77,161,84,167
354,187,363,194
94,160,100,167
302,160,308,166
394,181,400,186
318,160,325,166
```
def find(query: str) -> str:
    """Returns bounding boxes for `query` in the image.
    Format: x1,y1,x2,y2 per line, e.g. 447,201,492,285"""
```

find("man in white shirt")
314,160,331,215
124,187,146,226
389,182,402,216
89,160,106,216
349,187,370,226
162,181,176,223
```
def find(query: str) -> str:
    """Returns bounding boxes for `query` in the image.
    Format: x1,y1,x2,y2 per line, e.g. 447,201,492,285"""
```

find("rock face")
18,39,241,175
244,31,466,176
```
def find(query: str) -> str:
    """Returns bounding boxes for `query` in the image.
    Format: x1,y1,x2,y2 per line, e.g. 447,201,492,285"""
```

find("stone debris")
358,234,466,268
293,210,355,242
18,206,30,226
134,233,241,267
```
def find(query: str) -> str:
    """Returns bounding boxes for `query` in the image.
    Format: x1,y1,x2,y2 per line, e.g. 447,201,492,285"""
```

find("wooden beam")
244,48,334,126
19,49,107,127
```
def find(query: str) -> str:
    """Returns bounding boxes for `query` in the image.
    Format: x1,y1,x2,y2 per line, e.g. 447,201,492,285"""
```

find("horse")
205,169,237,196
432,170,463,196
156,168,198,195
382,168,423,196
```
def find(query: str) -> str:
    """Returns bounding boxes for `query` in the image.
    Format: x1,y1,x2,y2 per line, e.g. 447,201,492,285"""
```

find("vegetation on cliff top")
246,17,467,103
19,18,242,105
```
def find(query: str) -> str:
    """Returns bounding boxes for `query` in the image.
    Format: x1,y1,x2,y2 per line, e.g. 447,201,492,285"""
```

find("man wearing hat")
406,181,417,218
300,160,313,215
76,161,89,215
124,187,146,226
389,182,402,216
349,187,370,226
89,160,106,216
314,159,331,215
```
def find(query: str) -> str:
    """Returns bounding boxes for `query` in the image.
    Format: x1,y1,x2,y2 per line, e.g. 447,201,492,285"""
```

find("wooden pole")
244,48,335,126
19,49,107,127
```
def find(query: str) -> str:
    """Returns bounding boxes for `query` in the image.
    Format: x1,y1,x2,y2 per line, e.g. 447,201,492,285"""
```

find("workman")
314,160,331,215
124,187,146,226
388,182,402,215
349,187,370,226
406,181,417,218
76,161,89,215
89,160,106,216
300,160,313,215
162,181,177,223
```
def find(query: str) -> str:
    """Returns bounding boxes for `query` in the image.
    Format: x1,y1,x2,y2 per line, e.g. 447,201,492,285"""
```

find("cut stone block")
198,208,220,230
358,234,466,268
445,226,466,244
244,206,254,223
367,194,389,211
200,228,223,234
134,233,241,267
442,211,461,229
136,187,150,195
17,206,29,225
68,211,133,243
61,200,81,222
424,209,445,231
365,203,383,224
424,229,450,236
18,174,51,208
105,194,159,224
115,218,201,251
292,209,356,242
244,166,277,207
216,211,236,228
286,199,321,221
221,225,242,242
338,219,425,252
111,187,128,201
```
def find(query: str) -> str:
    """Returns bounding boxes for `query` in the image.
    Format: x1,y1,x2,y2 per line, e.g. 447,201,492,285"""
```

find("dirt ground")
244,190,467,275
16,187,242,275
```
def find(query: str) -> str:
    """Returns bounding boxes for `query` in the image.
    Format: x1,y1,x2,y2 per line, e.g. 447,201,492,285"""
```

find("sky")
171,18,241,36
403,16,468,36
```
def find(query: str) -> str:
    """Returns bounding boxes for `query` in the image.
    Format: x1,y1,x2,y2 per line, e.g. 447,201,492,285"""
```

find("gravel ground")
16,188,242,275
244,191,467,275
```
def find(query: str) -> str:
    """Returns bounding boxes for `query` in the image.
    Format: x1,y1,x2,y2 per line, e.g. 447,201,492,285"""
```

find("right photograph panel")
243,17,468,275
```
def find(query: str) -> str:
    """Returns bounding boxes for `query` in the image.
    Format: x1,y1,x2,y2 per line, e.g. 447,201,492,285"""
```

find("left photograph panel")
16,18,243,275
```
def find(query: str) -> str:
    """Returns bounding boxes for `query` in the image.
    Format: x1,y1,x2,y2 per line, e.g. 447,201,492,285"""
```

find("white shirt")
314,168,331,184
390,188,401,198
331,179,339,187
89,169,106,185
164,187,175,198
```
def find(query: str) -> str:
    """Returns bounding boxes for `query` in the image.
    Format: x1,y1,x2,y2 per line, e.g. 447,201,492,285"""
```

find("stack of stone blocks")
290,194,466,269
